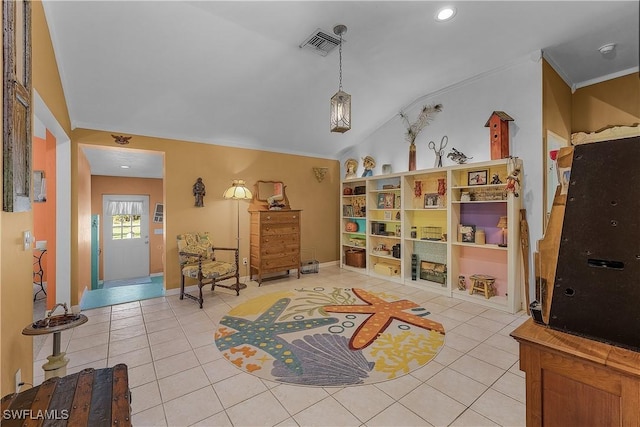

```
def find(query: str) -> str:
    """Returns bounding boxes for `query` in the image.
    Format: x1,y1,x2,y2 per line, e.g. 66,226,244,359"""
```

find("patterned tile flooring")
32,266,527,426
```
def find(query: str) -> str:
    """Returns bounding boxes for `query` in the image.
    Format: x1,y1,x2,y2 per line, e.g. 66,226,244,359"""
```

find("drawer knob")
267,216,271,220
293,215,296,219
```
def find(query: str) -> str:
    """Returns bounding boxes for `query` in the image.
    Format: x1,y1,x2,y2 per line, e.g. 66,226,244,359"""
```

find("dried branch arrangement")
399,103,443,144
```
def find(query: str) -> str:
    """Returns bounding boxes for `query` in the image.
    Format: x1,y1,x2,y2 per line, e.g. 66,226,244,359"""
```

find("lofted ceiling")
43,1,639,177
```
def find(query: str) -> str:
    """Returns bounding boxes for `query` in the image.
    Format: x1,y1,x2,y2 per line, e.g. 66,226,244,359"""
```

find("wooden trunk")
1,364,131,427
512,319,640,427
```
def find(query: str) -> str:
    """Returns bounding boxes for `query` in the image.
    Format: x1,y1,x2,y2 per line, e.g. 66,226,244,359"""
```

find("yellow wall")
91,175,165,278
0,0,72,396
572,73,640,132
70,130,340,302
542,60,573,142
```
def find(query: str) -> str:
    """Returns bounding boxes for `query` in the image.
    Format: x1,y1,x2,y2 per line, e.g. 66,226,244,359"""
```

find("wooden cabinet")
340,158,523,313
249,210,301,285
511,319,640,427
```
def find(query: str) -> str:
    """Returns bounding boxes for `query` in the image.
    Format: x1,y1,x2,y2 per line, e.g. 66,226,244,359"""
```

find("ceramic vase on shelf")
409,141,416,171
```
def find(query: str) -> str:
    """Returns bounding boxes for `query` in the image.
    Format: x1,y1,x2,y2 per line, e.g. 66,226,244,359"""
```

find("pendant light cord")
338,33,343,91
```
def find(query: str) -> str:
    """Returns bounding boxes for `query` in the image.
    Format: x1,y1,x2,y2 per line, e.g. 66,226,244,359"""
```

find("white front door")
103,195,150,281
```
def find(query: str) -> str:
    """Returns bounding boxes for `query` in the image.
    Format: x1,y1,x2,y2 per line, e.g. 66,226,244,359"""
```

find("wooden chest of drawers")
250,210,301,284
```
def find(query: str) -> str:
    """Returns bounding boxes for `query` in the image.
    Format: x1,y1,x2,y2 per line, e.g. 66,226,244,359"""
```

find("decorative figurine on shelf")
344,158,358,180
361,156,376,177
437,178,446,207
400,103,443,171
491,173,502,184
447,148,473,164
193,177,206,207
414,180,423,198
458,275,466,291
504,166,521,197
429,135,448,167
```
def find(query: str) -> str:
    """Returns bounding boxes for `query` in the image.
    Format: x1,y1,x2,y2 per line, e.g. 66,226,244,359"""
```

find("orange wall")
31,130,57,302
45,130,57,308
91,175,164,278
33,136,49,279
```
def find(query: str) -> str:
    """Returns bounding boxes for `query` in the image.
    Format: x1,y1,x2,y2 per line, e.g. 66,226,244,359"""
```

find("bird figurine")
111,135,132,145
447,148,472,164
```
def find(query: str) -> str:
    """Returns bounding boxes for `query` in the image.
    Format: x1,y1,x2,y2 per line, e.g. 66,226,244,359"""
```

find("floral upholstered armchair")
177,232,240,308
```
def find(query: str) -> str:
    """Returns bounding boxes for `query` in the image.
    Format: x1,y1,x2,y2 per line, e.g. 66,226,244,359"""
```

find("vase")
409,141,416,171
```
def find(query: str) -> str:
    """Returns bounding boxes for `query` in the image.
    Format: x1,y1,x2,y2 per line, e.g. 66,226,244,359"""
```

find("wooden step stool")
469,274,496,299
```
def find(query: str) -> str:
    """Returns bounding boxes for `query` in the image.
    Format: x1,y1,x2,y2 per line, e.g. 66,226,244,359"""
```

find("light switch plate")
23,231,32,250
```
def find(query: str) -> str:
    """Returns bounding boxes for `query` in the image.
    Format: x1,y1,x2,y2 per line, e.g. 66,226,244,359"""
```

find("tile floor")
32,266,528,426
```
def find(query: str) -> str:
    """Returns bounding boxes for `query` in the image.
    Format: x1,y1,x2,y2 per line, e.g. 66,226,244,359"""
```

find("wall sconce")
313,167,328,182
496,216,508,247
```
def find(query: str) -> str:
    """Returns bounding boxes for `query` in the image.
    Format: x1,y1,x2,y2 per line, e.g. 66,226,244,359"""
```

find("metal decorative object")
111,134,132,145
429,136,448,167
330,24,351,133
447,148,472,164
313,167,329,182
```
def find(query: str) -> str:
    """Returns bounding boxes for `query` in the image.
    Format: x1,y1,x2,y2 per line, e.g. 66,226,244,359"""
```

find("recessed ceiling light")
120,165,130,169
435,6,456,22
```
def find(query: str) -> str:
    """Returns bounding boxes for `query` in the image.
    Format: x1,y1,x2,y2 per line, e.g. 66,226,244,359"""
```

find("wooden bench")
469,274,496,299
1,364,131,427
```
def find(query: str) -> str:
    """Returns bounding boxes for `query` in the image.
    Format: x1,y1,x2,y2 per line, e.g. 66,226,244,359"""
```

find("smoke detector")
299,28,343,56
598,43,616,56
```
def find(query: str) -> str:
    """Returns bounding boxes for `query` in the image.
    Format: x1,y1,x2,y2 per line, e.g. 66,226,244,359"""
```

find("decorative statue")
193,177,206,207
361,156,376,177
344,158,358,179
447,148,473,164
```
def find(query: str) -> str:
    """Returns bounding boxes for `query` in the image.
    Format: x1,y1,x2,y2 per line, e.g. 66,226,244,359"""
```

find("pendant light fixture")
330,24,351,133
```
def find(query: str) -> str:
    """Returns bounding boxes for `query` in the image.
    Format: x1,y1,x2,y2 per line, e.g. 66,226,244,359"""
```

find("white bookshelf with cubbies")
340,157,523,313
340,179,367,272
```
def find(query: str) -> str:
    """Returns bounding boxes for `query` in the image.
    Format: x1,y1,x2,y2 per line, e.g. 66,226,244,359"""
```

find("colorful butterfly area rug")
214,287,446,387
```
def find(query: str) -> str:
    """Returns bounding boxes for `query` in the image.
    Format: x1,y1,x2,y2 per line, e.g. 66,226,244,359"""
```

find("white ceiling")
44,1,639,178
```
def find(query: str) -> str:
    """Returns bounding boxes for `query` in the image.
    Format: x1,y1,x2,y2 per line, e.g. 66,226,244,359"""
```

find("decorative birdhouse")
485,111,514,160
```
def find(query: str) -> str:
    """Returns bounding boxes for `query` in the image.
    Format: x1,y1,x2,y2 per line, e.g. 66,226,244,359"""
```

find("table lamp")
496,216,508,247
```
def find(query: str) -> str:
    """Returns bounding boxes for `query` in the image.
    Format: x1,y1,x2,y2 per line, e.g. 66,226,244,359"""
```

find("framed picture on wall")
153,203,164,223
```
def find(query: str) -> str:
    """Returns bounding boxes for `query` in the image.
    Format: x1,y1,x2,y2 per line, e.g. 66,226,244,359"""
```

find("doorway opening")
80,145,165,310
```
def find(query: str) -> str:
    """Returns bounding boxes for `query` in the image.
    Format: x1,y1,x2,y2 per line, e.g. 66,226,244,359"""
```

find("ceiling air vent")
299,28,343,56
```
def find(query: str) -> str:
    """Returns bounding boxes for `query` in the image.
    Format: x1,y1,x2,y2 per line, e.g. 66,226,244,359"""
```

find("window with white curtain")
108,200,144,240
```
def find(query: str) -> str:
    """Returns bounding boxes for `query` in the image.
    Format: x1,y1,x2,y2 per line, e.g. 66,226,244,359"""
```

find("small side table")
23,303,88,380
469,274,496,299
